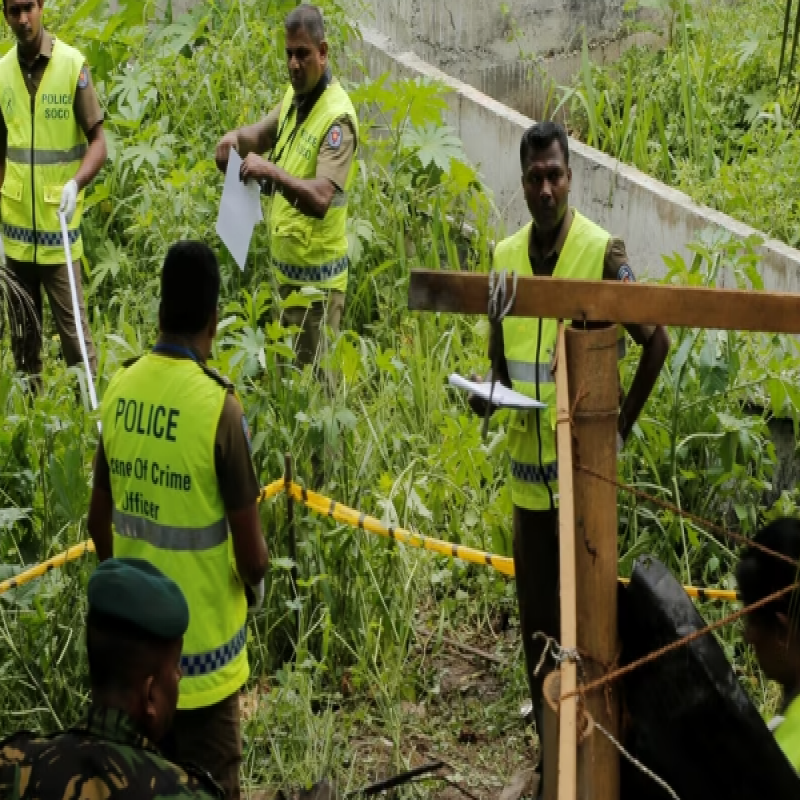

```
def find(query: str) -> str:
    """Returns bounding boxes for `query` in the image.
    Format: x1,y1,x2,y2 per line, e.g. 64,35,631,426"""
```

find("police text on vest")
115,398,180,441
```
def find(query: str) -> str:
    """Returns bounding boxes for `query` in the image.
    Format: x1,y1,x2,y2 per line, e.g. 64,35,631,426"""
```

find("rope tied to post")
483,269,518,440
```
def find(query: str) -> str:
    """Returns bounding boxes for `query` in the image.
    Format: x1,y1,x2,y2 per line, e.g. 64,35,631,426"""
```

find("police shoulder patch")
326,124,343,150
78,65,89,90
617,264,636,283
241,415,252,453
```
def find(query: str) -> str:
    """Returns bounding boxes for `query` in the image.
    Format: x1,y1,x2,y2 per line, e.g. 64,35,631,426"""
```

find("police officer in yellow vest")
88,242,269,800
469,122,670,780
737,518,800,773
214,3,357,368
0,0,107,388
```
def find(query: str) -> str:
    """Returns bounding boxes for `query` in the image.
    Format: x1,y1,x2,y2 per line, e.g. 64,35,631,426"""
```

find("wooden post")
285,452,300,651
543,671,596,800
566,326,620,800
554,324,579,800
408,270,800,333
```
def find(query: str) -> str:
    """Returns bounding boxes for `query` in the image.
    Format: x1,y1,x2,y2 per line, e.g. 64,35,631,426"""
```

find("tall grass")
0,0,798,790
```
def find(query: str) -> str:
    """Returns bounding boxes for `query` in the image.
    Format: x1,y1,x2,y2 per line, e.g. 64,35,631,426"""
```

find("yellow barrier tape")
260,478,286,502
0,478,739,603
0,540,96,596
617,577,736,603
292,485,739,600
287,483,517,577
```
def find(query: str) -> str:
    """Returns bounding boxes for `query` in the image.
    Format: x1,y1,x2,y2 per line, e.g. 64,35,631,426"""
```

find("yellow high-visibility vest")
100,353,249,710
773,695,800,773
269,80,358,293
0,39,87,264
499,211,616,511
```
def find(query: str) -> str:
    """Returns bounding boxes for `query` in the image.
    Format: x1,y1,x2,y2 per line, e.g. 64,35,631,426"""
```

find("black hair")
86,610,176,693
736,517,800,628
159,241,220,336
520,121,570,169
3,0,43,12
285,4,325,45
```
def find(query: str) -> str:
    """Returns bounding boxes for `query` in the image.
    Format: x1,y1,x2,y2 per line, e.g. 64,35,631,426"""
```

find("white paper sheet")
448,373,547,410
215,149,263,271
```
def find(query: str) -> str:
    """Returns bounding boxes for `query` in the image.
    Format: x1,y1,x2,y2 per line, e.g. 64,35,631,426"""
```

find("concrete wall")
354,0,625,77
355,26,800,290
464,31,663,120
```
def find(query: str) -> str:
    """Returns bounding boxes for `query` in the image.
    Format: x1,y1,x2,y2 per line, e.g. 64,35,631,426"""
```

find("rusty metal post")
285,452,300,651
566,325,620,800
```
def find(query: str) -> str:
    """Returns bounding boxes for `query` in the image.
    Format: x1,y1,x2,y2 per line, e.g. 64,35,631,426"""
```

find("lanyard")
271,107,301,167
270,70,332,166
152,343,199,363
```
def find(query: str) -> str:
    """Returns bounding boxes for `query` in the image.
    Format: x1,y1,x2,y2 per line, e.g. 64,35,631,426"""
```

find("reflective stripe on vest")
270,80,358,293
499,211,611,512
506,360,555,385
181,623,248,677
3,223,80,247
112,509,228,551
0,39,87,264
510,459,559,484
272,254,348,284
6,143,87,165
508,338,625,385
101,354,249,710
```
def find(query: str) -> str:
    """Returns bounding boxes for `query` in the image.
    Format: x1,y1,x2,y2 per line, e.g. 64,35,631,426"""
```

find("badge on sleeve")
326,124,343,150
241,414,252,453
617,264,636,283
78,65,89,90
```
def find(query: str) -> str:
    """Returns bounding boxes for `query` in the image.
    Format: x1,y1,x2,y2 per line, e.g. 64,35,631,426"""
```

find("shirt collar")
81,705,160,755
18,30,54,66
530,206,573,264
292,66,332,114
152,341,204,363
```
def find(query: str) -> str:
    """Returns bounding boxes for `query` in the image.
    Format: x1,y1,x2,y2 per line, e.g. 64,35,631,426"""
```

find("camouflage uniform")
0,705,223,799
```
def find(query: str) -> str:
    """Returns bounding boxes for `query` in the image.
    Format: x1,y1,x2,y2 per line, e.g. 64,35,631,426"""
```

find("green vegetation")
564,0,800,246
0,0,797,794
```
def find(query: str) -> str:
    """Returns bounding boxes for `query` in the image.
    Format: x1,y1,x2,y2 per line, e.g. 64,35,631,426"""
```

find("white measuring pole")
59,211,100,429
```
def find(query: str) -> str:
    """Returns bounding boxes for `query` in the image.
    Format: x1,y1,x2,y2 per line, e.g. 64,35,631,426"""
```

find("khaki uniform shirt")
263,95,356,191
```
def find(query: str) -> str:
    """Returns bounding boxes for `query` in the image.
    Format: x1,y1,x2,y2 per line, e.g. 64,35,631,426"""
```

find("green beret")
88,558,189,639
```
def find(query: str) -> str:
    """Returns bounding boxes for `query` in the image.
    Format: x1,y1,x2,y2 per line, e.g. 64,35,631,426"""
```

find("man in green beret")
0,558,224,799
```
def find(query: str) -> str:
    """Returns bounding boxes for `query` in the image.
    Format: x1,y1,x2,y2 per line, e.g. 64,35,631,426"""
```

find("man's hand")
246,578,265,613
59,179,79,224
467,372,491,417
215,130,240,173
239,153,275,185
